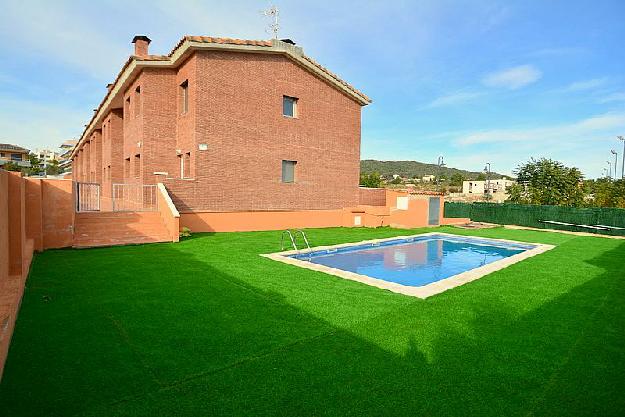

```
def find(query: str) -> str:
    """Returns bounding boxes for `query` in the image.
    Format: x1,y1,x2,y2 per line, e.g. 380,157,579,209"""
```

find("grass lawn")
0,226,624,416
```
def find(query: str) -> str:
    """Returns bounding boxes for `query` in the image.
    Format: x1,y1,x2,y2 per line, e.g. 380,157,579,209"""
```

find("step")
73,236,171,248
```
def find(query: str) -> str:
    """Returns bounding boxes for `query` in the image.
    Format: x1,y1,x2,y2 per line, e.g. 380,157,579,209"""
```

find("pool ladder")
281,229,312,255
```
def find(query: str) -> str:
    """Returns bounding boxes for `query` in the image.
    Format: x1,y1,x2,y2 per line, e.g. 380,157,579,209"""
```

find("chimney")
132,35,151,58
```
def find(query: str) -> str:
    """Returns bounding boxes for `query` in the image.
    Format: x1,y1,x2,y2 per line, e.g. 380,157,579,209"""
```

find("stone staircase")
73,212,173,248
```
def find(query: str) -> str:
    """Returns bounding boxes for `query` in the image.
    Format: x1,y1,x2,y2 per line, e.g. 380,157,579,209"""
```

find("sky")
1,0,624,178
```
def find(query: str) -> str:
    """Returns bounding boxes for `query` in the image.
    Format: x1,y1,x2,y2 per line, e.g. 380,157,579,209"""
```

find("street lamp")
611,150,618,181
436,156,445,189
484,163,491,200
618,136,625,179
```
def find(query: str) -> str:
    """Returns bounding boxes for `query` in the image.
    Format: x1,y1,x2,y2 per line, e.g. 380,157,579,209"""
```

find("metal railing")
281,229,312,258
112,184,158,212
75,182,100,212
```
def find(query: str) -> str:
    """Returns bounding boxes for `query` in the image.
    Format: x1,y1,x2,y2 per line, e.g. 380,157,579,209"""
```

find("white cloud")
0,98,88,150
426,91,484,108
0,2,127,79
456,112,625,145
482,65,542,90
563,78,608,92
599,92,625,103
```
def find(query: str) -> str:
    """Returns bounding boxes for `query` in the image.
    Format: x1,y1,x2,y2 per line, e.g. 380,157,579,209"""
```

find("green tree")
508,158,585,206
590,178,625,208
1,162,21,172
390,176,403,185
46,160,61,176
450,173,465,186
476,173,486,181
359,172,382,188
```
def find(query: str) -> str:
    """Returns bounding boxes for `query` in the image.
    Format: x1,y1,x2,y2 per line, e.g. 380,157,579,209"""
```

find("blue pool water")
290,234,534,287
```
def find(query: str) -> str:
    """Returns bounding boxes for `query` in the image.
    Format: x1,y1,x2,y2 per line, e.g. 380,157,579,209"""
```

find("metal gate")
112,184,158,212
75,182,100,212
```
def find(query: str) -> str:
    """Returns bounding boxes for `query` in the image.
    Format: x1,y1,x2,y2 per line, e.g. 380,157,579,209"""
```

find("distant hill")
360,160,505,180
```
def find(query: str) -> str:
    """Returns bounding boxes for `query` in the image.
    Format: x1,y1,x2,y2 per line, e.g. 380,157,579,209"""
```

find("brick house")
70,35,457,234
71,35,370,221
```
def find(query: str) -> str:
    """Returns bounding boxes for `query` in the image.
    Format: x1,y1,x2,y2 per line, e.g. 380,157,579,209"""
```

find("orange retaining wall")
180,191,468,233
181,209,348,233
0,171,75,380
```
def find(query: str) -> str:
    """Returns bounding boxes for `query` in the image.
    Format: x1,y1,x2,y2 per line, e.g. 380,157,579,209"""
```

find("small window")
281,160,296,183
134,86,141,117
134,154,141,178
125,97,131,116
178,154,183,178
283,96,298,117
125,157,131,178
180,80,189,114
183,152,191,178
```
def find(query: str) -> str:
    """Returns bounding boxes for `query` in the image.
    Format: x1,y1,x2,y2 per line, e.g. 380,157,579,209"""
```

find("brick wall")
164,50,362,212
72,47,364,213
359,188,387,206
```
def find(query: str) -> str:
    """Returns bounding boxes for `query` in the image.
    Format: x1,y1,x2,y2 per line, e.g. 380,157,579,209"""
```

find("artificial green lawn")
0,226,624,416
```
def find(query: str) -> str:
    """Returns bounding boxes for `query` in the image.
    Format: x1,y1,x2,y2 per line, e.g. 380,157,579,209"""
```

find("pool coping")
261,232,555,299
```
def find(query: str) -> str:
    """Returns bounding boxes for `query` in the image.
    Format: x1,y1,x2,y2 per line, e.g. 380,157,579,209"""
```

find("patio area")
0,226,623,416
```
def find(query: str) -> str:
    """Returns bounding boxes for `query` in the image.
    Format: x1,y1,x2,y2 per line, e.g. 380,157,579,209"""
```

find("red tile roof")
72,35,370,158
169,36,273,56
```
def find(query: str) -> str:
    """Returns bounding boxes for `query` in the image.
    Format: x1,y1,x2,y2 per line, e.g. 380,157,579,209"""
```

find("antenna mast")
262,4,280,39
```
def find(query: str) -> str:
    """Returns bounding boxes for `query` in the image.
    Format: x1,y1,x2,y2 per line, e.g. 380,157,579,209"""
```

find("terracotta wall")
181,209,346,233
40,180,75,249
0,170,8,293
0,172,75,380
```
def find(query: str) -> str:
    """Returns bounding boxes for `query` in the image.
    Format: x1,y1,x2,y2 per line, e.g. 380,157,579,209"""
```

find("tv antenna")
262,4,280,39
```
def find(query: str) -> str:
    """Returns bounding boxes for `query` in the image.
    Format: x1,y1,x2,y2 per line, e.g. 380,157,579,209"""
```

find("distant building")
34,148,61,169
422,175,436,183
462,179,515,202
0,143,31,168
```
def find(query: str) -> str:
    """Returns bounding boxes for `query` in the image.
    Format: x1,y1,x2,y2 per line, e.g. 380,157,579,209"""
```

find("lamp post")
618,136,625,179
611,150,618,181
436,156,445,190
484,163,491,200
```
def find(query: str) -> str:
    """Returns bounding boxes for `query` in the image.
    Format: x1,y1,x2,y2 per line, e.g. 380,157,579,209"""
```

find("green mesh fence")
444,202,625,236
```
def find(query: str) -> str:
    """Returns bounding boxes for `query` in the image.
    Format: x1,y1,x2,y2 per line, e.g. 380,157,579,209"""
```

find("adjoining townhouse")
71,35,456,234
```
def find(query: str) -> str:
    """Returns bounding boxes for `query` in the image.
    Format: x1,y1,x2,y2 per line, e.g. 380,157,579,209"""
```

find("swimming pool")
263,233,554,298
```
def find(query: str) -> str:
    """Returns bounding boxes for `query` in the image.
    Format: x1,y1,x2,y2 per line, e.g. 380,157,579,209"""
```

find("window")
281,160,296,183
283,96,298,117
134,86,141,117
11,153,22,161
125,157,131,178
125,97,131,117
180,80,189,114
183,152,191,178
134,154,141,178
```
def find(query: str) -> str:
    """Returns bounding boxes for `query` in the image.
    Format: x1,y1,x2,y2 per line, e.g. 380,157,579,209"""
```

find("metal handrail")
281,230,299,252
295,229,311,250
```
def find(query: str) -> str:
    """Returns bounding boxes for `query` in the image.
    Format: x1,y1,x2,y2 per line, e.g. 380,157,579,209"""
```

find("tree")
589,178,625,208
507,158,585,206
476,173,486,181
359,172,382,188
390,176,403,185
450,173,465,186
46,160,61,176
1,162,21,172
